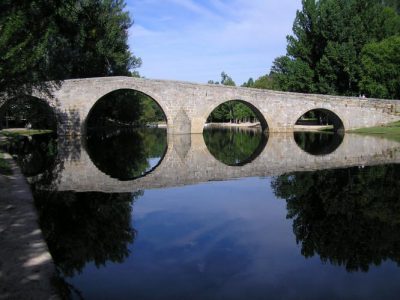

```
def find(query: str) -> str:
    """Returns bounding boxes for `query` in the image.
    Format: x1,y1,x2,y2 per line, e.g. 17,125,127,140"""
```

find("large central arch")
84,88,168,135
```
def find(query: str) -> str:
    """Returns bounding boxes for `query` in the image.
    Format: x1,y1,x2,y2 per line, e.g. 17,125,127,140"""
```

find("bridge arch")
202,99,269,132
294,107,345,133
0,94,59,133
84,88,168,134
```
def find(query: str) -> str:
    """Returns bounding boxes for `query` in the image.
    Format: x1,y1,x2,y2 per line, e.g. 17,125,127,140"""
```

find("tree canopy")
267,0,400,98
0,0,140,98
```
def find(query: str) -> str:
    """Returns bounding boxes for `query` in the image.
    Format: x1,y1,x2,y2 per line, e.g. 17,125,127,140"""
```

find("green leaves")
0,0,141,98
269,0,400,98
360,35,400,98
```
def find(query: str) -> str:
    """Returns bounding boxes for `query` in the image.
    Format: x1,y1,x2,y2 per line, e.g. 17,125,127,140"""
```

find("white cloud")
127,0,301,83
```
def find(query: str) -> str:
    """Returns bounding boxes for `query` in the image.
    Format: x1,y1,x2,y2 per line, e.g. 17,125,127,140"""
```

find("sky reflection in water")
66,177,400,300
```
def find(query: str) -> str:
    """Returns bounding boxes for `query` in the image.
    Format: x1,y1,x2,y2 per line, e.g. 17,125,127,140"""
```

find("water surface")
16,128,400,299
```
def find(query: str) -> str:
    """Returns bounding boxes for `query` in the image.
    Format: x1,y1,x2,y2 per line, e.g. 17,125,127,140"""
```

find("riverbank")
294,125,334,132
349,121,400,142
0,152,59,299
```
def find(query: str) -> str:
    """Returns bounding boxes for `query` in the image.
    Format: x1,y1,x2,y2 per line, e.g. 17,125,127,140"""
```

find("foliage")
203,128,267,166
272,164,400,272
360,35,400,99
0,0,140,98
220,72,236,86
269,0,400,97
252,75,275,89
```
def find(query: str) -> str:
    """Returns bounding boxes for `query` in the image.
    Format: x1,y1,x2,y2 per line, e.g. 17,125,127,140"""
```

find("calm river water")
8,128,400,299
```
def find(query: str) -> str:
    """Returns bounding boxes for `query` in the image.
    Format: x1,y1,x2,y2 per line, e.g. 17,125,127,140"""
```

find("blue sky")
126,0,302,84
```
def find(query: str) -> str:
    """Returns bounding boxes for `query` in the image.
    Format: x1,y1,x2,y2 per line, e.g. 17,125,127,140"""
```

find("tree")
360,35,400,99
241,78,254,88
269,0,400,97
220,72,236,86
0,0,141,98
0,0,65,98
252,75,275,89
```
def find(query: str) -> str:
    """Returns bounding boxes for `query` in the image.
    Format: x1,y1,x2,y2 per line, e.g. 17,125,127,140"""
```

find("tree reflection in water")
272,164,400,272
86,128,167,180
5,133,58,177
294,131,344,156
203,127,268,166
34,190,143,277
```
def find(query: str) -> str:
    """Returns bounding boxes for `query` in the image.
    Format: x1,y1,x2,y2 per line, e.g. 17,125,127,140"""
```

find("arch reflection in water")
272,164,400,272
86,128,167,181
294,131,344,156
203,127,268,166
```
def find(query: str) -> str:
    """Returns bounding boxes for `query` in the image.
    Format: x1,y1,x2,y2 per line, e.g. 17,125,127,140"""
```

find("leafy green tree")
0,0,65,98
241,78,254,88
360,35,400,99
270,0,400,97
0,0,141,98
220,72,236,86
252,75,275,89
55,0,141,78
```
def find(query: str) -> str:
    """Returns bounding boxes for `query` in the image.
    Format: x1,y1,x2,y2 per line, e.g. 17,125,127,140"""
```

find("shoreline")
0,154,59,300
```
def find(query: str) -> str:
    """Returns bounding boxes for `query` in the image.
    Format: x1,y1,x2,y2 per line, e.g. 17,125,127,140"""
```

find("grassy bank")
349,121,400,142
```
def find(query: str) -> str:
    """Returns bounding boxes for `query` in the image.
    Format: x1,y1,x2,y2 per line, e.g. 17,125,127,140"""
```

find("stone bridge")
4,76,400,135
40,133,400,193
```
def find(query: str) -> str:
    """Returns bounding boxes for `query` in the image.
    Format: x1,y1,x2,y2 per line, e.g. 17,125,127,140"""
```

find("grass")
0,152,12,175
349,121,400,143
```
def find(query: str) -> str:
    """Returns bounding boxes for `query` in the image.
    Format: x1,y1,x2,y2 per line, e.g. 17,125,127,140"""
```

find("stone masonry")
5,76,400,135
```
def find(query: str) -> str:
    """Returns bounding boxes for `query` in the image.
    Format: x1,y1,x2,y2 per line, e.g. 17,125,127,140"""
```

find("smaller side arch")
293,107,345,133
0,94,59,133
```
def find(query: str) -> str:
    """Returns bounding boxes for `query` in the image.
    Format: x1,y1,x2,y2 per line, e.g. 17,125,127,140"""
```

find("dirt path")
0,154,59,300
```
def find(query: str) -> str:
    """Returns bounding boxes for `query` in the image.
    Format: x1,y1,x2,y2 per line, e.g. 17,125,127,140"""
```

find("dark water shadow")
85,127,168,181
203,127,268,166
294,131,344,156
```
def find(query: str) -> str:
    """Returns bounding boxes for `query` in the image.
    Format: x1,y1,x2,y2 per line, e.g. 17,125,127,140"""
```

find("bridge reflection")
31,131,400,193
